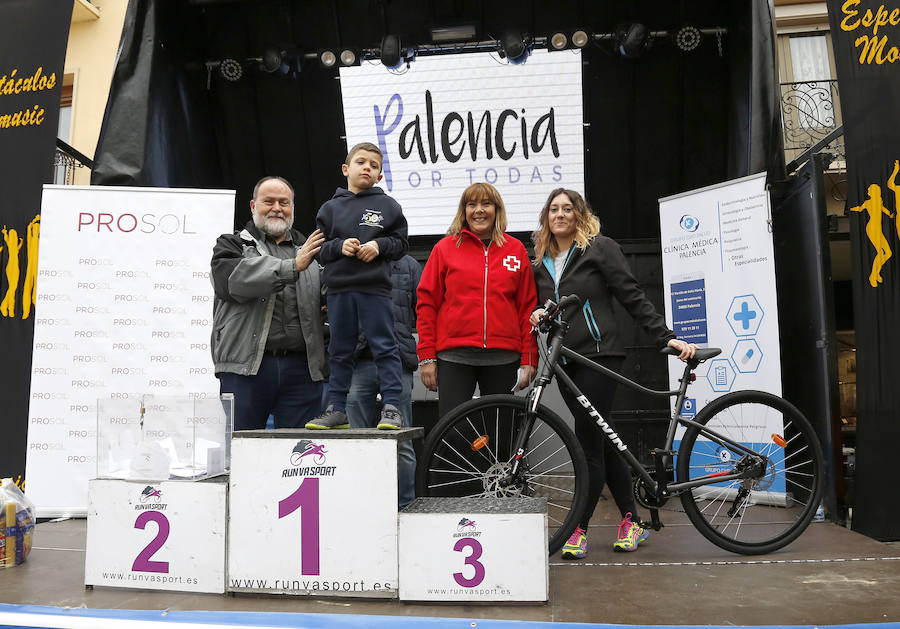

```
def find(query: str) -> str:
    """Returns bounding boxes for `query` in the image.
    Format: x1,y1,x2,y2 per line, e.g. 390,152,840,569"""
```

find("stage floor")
1,501,898,626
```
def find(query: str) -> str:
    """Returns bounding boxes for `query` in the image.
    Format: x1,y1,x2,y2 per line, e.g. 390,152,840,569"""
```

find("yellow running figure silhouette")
21,215,40,319
1,227,24,316
849,179,895,287
889,161,900,243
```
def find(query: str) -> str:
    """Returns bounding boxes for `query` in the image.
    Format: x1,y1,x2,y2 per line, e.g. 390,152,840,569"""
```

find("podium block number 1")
453,537,485,587
279,478,320,576
132,511,170,573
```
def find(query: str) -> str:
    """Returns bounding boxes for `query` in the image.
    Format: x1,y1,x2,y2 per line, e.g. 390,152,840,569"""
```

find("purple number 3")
453,537,485,587
132,511,170,573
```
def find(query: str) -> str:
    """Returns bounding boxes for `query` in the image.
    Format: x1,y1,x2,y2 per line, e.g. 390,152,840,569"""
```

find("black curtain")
93,0,782,244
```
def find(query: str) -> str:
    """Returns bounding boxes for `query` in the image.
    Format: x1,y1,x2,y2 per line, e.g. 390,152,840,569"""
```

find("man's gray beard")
253,211,294,238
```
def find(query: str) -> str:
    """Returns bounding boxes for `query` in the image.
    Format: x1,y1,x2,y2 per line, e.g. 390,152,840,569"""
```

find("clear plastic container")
96,394,233,481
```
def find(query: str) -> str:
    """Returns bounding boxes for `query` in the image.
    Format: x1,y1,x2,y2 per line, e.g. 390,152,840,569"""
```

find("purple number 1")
453,537,485,587
278,478,320,575
132,511,170,573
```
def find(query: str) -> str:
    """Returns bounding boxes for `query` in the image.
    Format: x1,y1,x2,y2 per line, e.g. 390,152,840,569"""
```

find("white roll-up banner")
26,185,234,516
659,173,785,494
339,50,585,236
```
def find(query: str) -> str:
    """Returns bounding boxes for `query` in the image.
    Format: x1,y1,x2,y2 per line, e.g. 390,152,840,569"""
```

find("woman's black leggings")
558,357,637,528
436,359,520,419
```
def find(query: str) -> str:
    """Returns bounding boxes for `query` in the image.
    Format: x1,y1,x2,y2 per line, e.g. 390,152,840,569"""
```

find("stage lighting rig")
547,29,590,51
381,35,415,70
613,23,651,58
498,31,532,64
675,26,702,52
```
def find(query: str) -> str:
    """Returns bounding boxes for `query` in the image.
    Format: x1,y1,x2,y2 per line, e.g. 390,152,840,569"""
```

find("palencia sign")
340,50,585,236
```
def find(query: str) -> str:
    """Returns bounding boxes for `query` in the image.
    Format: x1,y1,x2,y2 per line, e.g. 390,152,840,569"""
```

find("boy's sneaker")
305,405,349,430
614,512,649,552
377,404,402,430
561,526,587,560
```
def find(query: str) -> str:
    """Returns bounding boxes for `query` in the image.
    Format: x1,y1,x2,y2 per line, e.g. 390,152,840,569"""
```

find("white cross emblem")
503,255,521,272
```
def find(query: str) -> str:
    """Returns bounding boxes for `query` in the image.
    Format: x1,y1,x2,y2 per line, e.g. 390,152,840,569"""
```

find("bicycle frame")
509,321,769,501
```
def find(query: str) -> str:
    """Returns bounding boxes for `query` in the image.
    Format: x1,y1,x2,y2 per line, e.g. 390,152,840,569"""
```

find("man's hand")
295,229,325,272
356,240,379,262
529,308,547,327
342,238,360,257
420,362,437,391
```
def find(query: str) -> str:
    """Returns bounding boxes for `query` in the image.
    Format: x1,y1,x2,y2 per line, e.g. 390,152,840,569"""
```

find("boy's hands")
341,238,360,257
356,240,379,262
295,229,324,272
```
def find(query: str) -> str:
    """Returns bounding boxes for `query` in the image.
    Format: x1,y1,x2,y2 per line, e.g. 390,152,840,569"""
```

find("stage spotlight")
319,50,337,68
339,49,358,66
261,47,284,73
381,34,403,69
499,31,531,64
571,30,589,48
219,58,242,81
549,32,568,50
675,26,701,52
613,23,650,58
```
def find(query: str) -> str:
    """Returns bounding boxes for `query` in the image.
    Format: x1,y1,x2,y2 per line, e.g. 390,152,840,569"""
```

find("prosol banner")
339,50,584,235
26,185,234,516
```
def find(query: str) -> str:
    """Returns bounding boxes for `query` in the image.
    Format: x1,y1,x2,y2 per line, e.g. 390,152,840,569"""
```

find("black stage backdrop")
93,0,783,246
828,0,900,540
0,0,73,487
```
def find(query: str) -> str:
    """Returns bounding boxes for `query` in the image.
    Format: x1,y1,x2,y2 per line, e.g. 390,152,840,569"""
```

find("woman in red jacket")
416,182,537,418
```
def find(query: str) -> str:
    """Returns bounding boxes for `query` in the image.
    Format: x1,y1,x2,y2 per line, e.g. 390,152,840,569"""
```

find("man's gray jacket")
210,221,327,380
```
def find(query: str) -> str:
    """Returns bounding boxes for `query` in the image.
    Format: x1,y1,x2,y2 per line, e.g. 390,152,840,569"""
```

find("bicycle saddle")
661,346,722,362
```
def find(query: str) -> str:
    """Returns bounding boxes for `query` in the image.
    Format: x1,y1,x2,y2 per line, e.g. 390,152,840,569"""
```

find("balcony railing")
780,79,844,165
53,138,93,185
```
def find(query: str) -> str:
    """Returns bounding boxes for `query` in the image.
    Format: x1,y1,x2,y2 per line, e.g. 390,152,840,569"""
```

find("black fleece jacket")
315,186,408,296
532,235,675,358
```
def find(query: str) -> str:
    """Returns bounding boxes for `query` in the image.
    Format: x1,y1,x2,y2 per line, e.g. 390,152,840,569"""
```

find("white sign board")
228,434,399,597
399,510,547,602
85,479,227,593
659,174,784,490
27,185,235,516
339,50,584,235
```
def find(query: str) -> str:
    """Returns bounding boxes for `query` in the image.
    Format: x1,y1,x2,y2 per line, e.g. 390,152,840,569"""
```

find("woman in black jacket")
530,188,697,559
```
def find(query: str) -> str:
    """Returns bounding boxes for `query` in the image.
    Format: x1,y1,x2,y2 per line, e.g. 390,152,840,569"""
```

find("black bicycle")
416,295,825,555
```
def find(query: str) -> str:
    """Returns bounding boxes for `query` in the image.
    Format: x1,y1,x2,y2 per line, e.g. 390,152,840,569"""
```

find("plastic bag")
0,478,35,568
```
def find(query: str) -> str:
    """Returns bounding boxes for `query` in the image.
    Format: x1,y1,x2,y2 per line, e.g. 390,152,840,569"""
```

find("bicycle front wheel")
416,394,589,554
676,390,825,555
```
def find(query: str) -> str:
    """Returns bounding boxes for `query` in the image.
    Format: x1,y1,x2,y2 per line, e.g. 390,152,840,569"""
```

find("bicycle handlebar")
537,294,582,332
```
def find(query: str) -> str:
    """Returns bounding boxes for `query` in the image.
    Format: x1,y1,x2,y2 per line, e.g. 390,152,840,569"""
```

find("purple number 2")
132,511,170,573
278,478,320,575
453,537,486,587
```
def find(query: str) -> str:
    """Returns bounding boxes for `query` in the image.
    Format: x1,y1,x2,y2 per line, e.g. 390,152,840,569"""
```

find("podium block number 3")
132,511,170,573
279,478,320,576
453,537,485,587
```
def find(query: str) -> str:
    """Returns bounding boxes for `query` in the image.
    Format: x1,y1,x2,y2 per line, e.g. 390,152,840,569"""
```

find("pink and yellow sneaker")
614,513,649,552
561,526,587,560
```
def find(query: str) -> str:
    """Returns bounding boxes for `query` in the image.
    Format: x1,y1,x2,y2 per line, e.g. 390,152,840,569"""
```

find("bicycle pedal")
649,449,676,457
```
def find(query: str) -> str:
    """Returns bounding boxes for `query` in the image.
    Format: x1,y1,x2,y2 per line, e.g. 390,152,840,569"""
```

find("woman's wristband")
418,358,437,366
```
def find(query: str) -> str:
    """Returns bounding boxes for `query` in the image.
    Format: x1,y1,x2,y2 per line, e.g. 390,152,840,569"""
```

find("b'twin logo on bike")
576,395,627,452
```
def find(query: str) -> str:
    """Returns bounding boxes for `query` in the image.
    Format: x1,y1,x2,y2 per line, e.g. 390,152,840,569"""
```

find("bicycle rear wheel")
676,390,824,555
416,394,589,554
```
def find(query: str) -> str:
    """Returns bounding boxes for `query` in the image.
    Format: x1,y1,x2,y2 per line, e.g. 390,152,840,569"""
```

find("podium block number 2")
279,478,320,576
132,511,170,573
453,537,485,587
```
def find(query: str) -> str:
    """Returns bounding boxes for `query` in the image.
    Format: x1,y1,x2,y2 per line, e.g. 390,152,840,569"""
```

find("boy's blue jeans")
347,361,416,507
326,291,403,410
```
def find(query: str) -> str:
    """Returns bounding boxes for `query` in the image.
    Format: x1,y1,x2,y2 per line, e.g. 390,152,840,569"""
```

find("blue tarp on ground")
0,604,899,629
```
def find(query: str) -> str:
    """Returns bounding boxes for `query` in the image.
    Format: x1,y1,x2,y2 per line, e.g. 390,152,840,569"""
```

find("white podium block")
399,497,548,602
85,478,227,593
228,428,421,598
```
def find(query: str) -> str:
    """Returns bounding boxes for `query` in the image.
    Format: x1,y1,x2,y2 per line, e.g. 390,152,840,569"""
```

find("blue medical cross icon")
733,301,757,330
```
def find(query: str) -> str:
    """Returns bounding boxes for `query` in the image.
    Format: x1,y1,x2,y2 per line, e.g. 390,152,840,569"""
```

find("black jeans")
558,357,637,529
